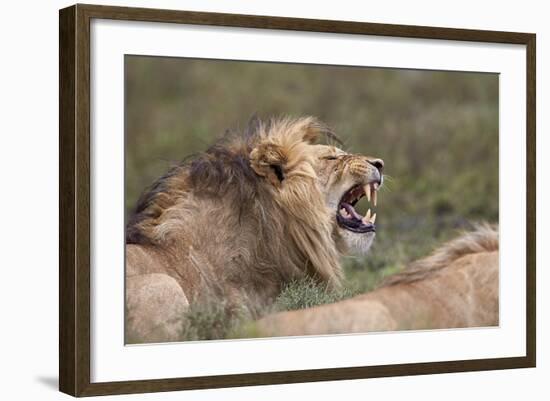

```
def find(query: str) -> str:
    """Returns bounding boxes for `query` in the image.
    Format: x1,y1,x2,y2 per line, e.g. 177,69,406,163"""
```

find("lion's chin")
338,229,376,256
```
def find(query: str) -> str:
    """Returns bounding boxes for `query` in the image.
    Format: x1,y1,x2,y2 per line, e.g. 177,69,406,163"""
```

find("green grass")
273,277,356,312
179,301,250,341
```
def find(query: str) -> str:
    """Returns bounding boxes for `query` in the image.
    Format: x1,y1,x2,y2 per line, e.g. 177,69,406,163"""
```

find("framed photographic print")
59,3,536,397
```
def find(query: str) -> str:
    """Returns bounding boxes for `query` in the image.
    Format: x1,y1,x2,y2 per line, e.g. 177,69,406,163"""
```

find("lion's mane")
126,117,343,320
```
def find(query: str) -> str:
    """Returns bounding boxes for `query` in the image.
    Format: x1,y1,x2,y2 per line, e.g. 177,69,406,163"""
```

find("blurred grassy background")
125,56,499,326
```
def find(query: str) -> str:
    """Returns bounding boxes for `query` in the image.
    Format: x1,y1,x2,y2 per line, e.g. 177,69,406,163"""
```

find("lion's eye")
323,156,338,160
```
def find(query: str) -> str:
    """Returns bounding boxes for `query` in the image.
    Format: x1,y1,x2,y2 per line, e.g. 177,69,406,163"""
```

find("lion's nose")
367,158,384,173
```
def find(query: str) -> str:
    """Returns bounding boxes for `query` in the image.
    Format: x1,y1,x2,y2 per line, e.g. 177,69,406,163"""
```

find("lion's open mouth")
337,183,378,233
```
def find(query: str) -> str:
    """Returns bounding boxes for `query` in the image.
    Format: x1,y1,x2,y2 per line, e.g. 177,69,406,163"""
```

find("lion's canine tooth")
371,213,376,224
373,189,377,207
365,185,371,202
363,209,371,224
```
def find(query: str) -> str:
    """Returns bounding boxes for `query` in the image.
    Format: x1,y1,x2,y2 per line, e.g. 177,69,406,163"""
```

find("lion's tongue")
341,202,363,220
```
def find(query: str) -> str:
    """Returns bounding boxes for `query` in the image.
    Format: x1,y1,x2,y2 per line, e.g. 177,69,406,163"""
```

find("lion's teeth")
365,185,371,202
362,209,371,224
371,213,376,224
340,208,347,217
373,188,377,207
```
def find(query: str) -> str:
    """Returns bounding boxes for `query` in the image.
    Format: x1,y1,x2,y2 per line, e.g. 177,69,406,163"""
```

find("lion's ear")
249,143,287,186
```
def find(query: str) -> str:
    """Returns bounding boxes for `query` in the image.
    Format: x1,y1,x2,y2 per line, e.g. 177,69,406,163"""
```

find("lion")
255,224,499,337
125,116,385,342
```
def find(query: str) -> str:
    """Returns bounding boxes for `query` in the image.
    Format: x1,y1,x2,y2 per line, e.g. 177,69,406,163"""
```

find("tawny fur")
256,225,499,336
125,116,382,341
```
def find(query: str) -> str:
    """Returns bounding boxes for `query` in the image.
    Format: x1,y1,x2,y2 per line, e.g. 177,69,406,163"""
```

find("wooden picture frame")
59,3,536,396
